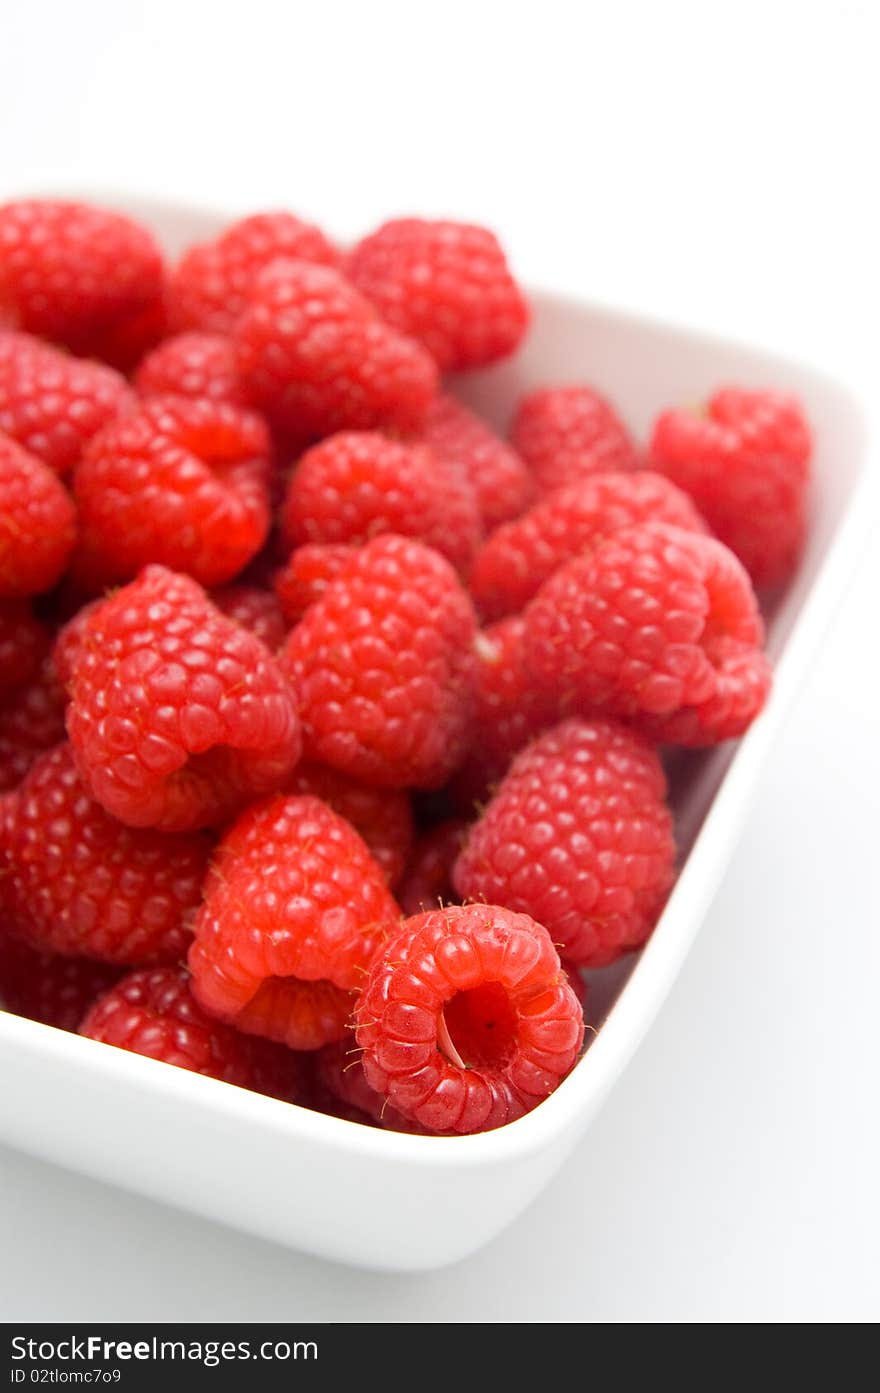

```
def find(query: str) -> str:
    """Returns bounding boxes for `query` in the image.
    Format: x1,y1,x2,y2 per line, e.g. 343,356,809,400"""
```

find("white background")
1,0,878,1322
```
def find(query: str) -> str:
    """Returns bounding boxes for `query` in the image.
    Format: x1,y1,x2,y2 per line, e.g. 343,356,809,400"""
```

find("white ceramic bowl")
1,195,876,1271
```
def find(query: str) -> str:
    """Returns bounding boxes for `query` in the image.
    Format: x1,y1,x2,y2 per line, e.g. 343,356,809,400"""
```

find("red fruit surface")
285,763,413,886
0,601,49,691
454,717,676,967
649,387,812,586
397,817,468,916
279,534,477,789
168,211,341,335
0,932,121,1032
272,543,355,625
188,794,399,1049
2,743,211,963
0,655,66,791
347,219,529,371
71,396,271,589
417,393,534,532
470,470,707,621
524,522,771,745
210,584,287,651
314,1040,432,1134
0,434,76,597
65,566,301,831
135,331,247,407
0,199,165,356
356,904,584,1134
80,965,306,1101
280,430,481,574
234,260,438,438
0,331,134,477
510,384,637,493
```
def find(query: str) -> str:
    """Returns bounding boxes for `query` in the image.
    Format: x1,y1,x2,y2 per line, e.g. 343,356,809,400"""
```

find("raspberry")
2,743,211,963
355,904,584,1134
397,817,468,916
135,332,247,407
0,654,66,790
71,396,271,590
209,584,287,651
0,433,76,597
0,601,49,690
451,617,558,809
524,522,771,745
167,211,341,334
417,394,534,532
510,385,638,493
346,219,529,372
272,543,355,625
285,763,413,886
279,431,481,575
188,794,399,1049
470,471,708,622
453,718,676,967
234,260,438,438
314,1040,431,1134
65,566,301,831
80,965,305,1102
0,933,121,1032
649,388,812,586
0,331,134,477
279,534,477,789
0,200,165,357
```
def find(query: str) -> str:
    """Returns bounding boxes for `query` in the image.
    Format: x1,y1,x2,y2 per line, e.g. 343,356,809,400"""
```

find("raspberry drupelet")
523,522,771,745
279,431,482,576
510,384,638,493
397,817,469,917
416,394,534,533
71,396,272,590
135,332,248,407
649,387,812,587
346,219,530,372
0,433,77,598
0,654,66,791
279,534,477,789
355,904,584,1134
314,1040,434,1134
0,601,49,691
209,584,287,651
188,794,400,1050
0,932,122,1033
65,566,301,831
272,543,356,625
80,965,307,1102
284,763,414,887
470,470,708,622
2,743,211,964
234,260,438,439
453,718,676,968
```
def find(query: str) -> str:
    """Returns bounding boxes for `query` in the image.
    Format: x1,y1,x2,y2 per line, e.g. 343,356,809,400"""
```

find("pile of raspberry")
0,198,811,1135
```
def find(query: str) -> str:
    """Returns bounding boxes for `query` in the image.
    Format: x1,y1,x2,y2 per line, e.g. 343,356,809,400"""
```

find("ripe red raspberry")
80,965,306,1102
314,1041,432,1134
209,584,287,651
417,394,534,532
0,933,121,1032
66,566,301,831
397,817,468,917
167,211,341,335
2,743,211,963
0,200,165,357
510,384,638,493
470,471,708,622
279,534,477,789
285,763,413,887
135,331,247,407
524,522,771,745
649,388,812,586
451,617,558,809
279,431,482,575
346,219,529,372
0,331,134,477
0,654,66,790
234,260,438,438
272,543,355,625
453,718,676,967
71,396,271,590
0,433,76,597
355,904,584,1134
0,600,49,690
188,794,399,1049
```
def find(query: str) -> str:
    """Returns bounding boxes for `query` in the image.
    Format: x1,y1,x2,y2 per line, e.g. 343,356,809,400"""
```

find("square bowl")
1,193,876,1271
